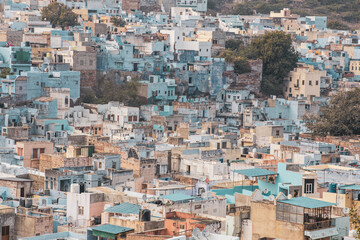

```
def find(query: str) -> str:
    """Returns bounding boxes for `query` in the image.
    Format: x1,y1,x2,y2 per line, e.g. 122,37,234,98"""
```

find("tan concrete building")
0,177,33,198
250,196,339,240
284,65,327,99
39,153,93,172
0,30,23,46
255,125,284,147
349,59,360,76
16,141,53,169
0,205,16,240
15,209,53,238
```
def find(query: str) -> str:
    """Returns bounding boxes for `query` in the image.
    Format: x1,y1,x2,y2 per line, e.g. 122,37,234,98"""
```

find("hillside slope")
209,0,360,30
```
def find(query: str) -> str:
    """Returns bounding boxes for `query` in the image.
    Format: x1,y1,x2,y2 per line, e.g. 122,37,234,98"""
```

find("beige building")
284,65,327,99
255,125,284,147
0,178,33,198
0,205,16,240
16,141,54,169
15,208,53,238
250,196,340,240
349,60,360,76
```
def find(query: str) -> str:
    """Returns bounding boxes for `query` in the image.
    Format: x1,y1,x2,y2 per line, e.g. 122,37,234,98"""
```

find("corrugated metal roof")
232,168,278,177
104,203,141,214
160,193,195,202
279,197,335,209
339,184,360,190
92,224,133,234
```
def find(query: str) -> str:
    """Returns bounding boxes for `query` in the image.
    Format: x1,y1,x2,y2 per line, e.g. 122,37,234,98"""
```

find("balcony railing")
304,219,333,231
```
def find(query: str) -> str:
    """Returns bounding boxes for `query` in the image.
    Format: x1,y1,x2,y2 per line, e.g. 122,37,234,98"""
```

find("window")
316,81,319,85
304,179,314,194
18,148,23,156
80,60,84,66
275,130,280,136
309,81,312,86
302,80,304,85
78,206,84,215
180,225,185,229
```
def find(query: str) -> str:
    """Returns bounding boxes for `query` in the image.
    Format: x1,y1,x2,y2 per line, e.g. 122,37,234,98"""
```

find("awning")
232,168,278,177
304,227,338,239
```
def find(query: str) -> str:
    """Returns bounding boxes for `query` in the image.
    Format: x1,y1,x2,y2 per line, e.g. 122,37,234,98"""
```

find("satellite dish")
142,195,147,202
59,217,64,224
263,189,269,194
343,208,350,214
68,216,73,224
288,194,293,199
268,195,275,201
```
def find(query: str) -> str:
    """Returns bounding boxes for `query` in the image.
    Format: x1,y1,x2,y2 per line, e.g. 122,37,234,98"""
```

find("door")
20,188,25,198
2,226,9,240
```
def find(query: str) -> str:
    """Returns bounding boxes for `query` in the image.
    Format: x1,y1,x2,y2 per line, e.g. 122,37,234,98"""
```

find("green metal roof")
92,224,133,235
279,197,335,209
104,202,141,214
339,184,360,190
232,168,278,177
160,193,195,202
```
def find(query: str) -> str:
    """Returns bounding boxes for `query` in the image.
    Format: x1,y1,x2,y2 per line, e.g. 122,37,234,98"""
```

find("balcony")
304,219,333,231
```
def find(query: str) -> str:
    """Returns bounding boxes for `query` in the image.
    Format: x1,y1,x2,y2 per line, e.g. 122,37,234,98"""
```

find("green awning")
92,224,133,239
279,197,335,209
339,184,360,190
232,168,278,177
104,202,141,214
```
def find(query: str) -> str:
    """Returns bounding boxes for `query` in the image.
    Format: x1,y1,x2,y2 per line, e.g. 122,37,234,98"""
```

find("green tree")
41,2,78,29
225,39,244,51
247,31,298,95
0,68,13,78
110,16,126,27
327,20,350,30
232,4,254,15
350,207,360,239
94,75,146,107
233,57,251,74
304,88,360,136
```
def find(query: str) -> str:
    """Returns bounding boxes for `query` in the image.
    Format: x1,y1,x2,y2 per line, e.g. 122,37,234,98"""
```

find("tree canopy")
304,88,360,136
249,31,298,95
110,16,126,27
41,2,78,29
82,75,146,107
327,20,350,30
222,31,298,96
0,68,13,78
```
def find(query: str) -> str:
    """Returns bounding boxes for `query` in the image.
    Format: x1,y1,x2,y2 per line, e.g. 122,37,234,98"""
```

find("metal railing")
304,219,333,230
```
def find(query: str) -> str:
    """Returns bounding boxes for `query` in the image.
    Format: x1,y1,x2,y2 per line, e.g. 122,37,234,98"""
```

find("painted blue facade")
0,45,32,75
24,71,80,100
